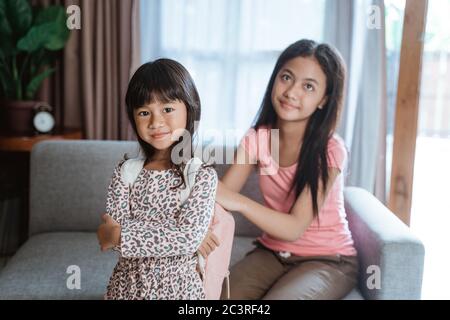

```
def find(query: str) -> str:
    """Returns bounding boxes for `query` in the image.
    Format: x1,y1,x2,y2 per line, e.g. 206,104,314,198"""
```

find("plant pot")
0,100,45,136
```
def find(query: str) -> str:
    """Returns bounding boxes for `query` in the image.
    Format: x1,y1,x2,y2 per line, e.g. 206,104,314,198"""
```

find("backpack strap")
120,157,145,187
224,270,230,300
180,157,203,204
120,156,203,193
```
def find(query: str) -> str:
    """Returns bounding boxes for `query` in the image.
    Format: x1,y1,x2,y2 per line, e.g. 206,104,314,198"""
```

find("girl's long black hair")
254,39,346,218
125,58,201,186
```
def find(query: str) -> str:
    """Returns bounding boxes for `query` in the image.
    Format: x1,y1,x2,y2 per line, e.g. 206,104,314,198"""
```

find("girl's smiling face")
134,99,187,151
271,56,328,123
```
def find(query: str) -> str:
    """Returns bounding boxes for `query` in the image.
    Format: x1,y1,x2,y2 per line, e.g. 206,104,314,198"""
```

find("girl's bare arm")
216,167,340,242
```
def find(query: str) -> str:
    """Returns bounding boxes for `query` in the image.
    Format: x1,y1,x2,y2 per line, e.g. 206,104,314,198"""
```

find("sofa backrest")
29,140,137,236
29,140,262,237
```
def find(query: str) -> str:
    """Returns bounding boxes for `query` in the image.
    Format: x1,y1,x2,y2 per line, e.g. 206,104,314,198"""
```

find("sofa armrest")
344,187,425,300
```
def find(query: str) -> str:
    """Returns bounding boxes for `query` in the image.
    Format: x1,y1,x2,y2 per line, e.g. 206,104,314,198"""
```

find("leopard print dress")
104,160,217,300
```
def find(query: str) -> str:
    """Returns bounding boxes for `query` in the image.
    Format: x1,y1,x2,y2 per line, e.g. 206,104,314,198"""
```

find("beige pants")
223,243,359,300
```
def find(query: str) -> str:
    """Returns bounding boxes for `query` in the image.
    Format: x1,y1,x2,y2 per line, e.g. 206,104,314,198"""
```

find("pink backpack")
199,203,235,299
121,157,235,300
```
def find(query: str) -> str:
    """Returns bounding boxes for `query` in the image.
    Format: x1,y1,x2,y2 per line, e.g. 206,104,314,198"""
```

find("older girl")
216,40,358,300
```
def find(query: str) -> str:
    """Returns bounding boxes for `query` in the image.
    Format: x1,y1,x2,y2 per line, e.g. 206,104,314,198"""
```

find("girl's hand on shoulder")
215,181,242,212
97,214,121,251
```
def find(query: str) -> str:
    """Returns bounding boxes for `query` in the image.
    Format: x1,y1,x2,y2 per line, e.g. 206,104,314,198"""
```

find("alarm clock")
33,103,55,134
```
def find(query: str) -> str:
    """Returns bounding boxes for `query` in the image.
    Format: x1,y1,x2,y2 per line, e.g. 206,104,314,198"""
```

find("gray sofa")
0,140,425,299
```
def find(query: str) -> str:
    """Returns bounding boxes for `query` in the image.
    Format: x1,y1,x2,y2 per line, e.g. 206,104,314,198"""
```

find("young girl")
216,39,358,300
97,59,218,300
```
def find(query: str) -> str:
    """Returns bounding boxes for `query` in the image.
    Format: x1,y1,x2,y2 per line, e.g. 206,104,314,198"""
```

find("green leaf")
1,3,69,100
44,25,70,51
34,5,66,26
17,7,70,53
0,0,12,37
0,34,16,57
0,0,16,57
5,0,32,37
17,22,56,52
35,6,70,51
25,67,55,100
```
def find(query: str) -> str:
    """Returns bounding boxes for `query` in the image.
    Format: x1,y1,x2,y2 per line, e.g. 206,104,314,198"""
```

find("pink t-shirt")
241,126,357,257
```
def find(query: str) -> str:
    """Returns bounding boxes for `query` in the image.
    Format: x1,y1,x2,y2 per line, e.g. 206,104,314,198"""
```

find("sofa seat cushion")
0,232,116,300
0,233,364,300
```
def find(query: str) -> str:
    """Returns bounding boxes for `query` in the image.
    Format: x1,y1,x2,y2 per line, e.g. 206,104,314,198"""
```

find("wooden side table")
0,128,83,152
0,128,83,255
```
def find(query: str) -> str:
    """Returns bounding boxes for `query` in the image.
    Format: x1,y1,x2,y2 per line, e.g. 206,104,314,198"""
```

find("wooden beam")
388,0,428,225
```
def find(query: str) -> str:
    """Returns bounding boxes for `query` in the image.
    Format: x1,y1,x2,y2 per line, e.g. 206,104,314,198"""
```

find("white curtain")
326,0,388,202
140,0,327,145
140,0,388,201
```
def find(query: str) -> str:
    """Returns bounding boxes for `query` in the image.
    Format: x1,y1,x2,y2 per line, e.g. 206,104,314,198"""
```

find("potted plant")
0,0,70,135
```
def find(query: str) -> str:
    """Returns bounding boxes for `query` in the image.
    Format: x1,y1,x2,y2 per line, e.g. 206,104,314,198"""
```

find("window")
410,0,450,300
385,0,405,195
385,0,450,299
140,0,326,145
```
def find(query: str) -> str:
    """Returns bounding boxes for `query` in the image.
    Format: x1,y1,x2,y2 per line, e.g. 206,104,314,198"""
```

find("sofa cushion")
0,233,257,300
0,232,116,300
0,232,363,300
